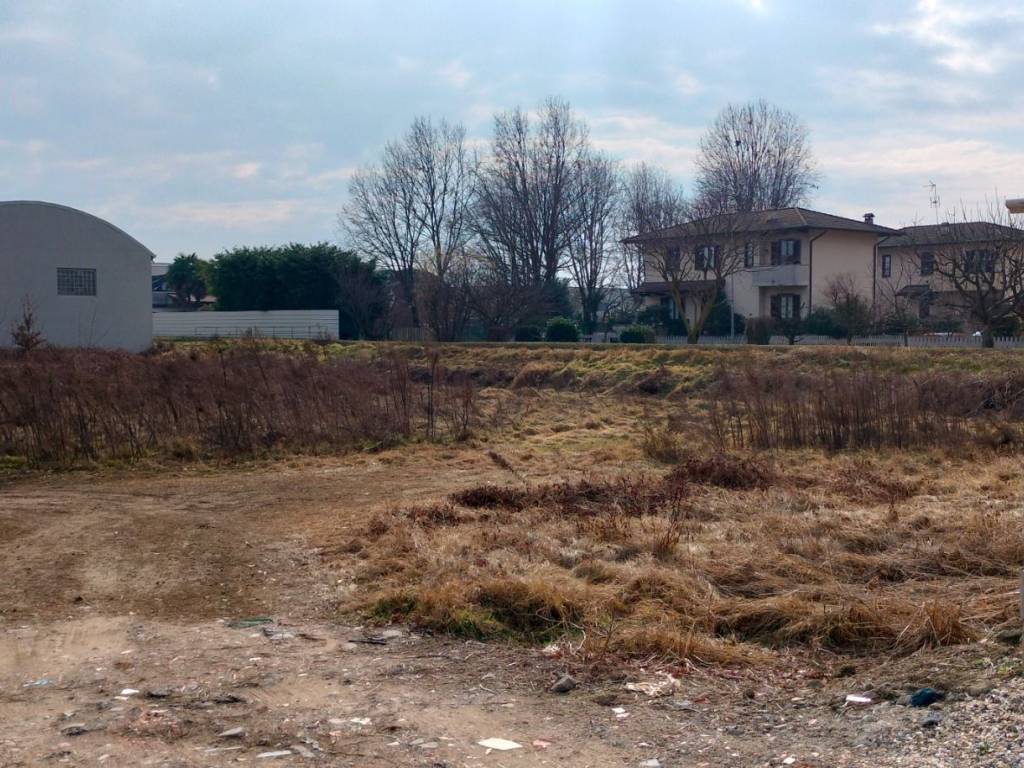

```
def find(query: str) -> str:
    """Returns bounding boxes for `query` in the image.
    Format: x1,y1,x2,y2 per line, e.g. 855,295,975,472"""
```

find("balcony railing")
751,263,809,287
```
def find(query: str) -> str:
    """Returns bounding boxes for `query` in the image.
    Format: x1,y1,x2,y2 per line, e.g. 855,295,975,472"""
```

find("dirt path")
1,456,1020,767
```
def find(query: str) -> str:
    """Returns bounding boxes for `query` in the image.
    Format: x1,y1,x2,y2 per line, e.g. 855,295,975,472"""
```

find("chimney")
863,212,875,225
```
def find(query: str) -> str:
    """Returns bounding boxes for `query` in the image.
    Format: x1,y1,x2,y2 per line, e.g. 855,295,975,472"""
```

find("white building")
0,201,154,351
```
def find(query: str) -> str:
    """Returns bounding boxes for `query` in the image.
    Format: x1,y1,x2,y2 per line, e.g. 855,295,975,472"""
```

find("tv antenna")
925,181,940,223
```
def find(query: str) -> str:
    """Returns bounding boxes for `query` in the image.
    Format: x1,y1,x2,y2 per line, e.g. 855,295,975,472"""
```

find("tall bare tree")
405,117,475,340
566,152,620,332
617,163,686,293
341,141,424,328
473,97,588,288
695,99,819,213
906,205,1024,347
342,117,475,340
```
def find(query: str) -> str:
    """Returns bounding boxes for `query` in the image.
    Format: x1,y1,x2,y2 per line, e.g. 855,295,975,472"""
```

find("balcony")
751,263,809,287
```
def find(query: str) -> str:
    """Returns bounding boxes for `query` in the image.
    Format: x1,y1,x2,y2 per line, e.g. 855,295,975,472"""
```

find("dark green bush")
745,317,772,345
803,308,846,339
619,325,657,344
545,317,579,343
514,326,543,342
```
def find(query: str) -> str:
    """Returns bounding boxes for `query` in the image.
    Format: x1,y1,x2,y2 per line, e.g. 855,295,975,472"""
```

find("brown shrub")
0,346,478,466
669,450,775,490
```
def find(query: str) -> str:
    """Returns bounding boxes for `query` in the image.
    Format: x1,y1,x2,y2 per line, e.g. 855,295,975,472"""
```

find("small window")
770,293,800,320
57,267,97,296
881,254,892,278
743,242,755,268
665,245,681,270
694,244,719,271
920,252,934,276
964,249,994,274
770,239,801,265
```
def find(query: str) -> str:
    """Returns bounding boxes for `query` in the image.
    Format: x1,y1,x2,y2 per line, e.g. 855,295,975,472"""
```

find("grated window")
57,268,97,296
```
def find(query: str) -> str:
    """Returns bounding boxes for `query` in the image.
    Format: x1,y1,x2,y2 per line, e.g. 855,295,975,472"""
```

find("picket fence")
655,333,1024,349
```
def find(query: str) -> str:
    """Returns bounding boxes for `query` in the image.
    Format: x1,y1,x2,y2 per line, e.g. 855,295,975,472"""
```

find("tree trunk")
688,294,716,344
982,326,995,348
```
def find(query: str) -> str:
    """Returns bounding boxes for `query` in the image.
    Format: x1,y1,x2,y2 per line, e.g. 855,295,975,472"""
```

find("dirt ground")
1,393,1022,767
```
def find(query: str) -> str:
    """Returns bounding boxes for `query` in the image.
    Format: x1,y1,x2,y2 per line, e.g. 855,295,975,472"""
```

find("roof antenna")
925,181,940,224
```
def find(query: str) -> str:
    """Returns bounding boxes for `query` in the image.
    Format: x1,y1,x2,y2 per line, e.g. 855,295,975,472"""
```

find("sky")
2,0,1022,260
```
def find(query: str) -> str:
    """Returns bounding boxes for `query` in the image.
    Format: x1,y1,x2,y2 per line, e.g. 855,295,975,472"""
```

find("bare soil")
1,395,1022,767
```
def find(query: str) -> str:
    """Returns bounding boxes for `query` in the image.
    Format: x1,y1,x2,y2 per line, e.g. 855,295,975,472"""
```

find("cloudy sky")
2,0,1022,259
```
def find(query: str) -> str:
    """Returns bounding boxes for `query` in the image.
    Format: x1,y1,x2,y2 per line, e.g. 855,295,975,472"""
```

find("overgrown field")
338,449,1023,666
3,341,1024,670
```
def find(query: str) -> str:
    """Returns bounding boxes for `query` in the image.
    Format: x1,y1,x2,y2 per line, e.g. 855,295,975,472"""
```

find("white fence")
657,333,1024,349
153,310,339,340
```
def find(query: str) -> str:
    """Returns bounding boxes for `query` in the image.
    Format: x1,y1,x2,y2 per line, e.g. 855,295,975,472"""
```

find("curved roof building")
0,201,153,351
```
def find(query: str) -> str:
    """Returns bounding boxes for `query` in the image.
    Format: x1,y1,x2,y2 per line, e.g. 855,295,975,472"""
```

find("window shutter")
770,294,781,319
793,294,801,318
770,241,781,266
791,240,801,264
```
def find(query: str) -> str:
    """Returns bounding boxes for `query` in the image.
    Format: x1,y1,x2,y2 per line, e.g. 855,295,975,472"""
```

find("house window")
694,244,719,271
965,249,994,273
57,267,97,296
665,245,681,271
919,298,931,320
770,239,801,266
920,252,934,276
770,293,801,320
881,254,892,278
743,242,755,268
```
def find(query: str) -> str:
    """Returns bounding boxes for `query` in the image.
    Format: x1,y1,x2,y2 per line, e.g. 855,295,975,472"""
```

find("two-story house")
626,207,896,327
876,222,1024,329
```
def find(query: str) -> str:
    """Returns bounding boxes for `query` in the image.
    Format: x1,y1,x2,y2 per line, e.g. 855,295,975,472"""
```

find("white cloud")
673,71,703,97
874,0,1024,74
587,111,700,180
231,162,262,180
438,60,472,89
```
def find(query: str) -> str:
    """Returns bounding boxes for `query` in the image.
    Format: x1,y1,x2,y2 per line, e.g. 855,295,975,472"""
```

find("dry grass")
337,451,1023,667
0,345,479,466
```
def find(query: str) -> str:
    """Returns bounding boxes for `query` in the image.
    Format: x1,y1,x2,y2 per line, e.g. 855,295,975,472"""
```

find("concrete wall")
0,201,153,351
154,310,340,340
808,230,877,311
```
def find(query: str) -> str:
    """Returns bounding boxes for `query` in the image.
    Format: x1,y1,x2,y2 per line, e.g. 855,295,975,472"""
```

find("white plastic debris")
845,694,872,705
478,738,523,751
626,673,681,698
783,758,797,765
119,688,140,696
611,706,630,719
349,717,372,726
256,751,293,759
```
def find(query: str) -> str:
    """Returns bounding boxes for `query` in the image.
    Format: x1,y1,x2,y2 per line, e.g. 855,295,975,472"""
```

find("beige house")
876,222,1024,330
628,207,895,327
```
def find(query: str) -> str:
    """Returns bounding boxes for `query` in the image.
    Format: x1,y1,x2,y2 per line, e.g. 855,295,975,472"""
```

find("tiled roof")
624,207,896,243
879,222,1022,249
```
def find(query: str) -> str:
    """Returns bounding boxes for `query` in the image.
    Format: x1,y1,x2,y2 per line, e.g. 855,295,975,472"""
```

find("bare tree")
342,117,475,340
10,296,44,353
641,199,760,343
825,274,873,345
906,205,1024,347
875,256,920,346
617,163,686,293
566,152,620,333
473,97,588,289
342,142,424,328
695,99,819,212
405,117,475,340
